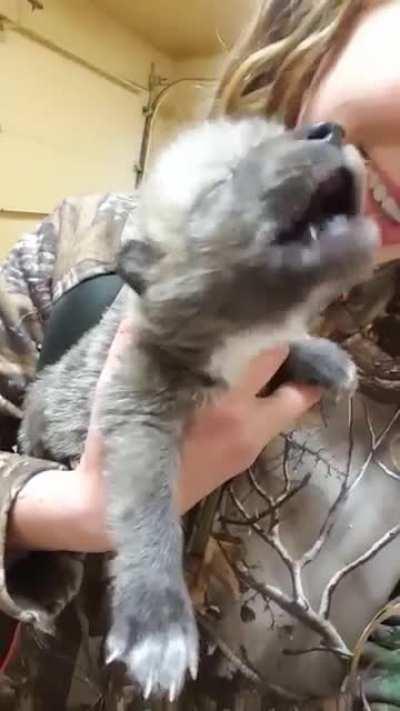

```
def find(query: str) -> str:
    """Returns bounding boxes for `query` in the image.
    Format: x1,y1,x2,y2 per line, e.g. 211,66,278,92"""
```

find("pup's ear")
117,239,162,295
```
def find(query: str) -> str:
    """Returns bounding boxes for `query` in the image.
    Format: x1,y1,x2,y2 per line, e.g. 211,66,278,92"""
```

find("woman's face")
298,0,400,264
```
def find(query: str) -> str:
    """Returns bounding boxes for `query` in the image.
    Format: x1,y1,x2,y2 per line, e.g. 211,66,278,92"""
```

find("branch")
320,522,400,618
222,406,366,660
248,465,273,507
300,398,355,566
226,447,349,655
220,506,272,527
374,458,400,482
350,405,400,492
235,564,350,657
249,453,312,512
281,438,291,494
198,615,305,702
283,433,345,478
300,475,350,566
282,646,351,660
222,459,311,527
227,485,306,604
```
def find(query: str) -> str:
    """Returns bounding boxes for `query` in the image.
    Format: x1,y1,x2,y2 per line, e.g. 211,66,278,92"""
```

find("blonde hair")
214,0,378,126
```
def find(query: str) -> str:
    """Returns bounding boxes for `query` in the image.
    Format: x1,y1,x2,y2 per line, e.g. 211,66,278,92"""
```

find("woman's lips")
367,189,400,246
366,157,400,247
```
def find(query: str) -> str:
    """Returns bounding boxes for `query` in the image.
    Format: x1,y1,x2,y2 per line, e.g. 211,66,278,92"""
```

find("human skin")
298,0,400,256
8,334,320,551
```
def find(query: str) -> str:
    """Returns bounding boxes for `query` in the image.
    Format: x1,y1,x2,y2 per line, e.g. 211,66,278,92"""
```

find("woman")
1,0,399,708
209,0,400,704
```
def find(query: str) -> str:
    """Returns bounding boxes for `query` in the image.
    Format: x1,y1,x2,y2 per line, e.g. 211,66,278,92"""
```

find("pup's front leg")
284,337,357,399
101,393,198,700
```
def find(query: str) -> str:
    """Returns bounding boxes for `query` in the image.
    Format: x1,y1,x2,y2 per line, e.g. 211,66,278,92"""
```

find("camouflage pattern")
0,193,136,709
0,193,400,709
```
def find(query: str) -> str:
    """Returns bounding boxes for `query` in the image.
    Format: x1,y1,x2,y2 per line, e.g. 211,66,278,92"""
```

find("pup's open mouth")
276,145,366,248
277,167,360,247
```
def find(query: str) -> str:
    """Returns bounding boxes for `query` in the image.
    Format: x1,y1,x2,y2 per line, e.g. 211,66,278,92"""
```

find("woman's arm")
0,195,133,627
8,323,320,553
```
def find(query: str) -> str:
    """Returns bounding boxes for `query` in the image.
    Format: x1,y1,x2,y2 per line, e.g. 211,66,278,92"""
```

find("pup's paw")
106,585,199,701
287,338,358,401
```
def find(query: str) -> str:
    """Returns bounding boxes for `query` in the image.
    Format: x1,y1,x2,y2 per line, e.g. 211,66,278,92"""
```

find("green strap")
38,273,124,371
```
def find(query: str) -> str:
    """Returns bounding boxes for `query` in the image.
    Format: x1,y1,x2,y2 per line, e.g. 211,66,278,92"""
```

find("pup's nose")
304,122,345,147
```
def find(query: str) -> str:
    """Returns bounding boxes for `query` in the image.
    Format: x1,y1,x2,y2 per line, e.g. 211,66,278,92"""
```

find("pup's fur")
19,118,379,699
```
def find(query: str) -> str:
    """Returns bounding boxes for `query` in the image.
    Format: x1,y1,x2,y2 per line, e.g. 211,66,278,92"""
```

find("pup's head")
120,118,379,349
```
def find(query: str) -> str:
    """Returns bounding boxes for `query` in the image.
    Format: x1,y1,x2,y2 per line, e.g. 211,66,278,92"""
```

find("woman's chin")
376,240,400,264
366,193,400,263
377,221,400,262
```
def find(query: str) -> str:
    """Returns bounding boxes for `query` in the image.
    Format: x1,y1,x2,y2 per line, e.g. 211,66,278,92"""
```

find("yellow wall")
0,214,46,257
0,0,226,258
0,0,175,255
146,53,223,167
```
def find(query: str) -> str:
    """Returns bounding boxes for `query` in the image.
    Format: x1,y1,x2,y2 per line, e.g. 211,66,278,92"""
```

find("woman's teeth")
369,168,400,223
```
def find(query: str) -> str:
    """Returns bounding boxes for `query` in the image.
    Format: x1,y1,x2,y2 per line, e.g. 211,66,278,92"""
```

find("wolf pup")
19,118,379,700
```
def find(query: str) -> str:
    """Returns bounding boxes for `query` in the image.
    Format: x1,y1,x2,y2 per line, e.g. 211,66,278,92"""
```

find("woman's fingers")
251,382,321,443
236,346,290,396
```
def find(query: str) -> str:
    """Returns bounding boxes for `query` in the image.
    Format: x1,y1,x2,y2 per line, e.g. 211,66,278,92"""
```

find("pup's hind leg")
102,406,198,700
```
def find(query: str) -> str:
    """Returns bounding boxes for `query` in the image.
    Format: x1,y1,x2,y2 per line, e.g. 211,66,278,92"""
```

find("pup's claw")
169,682,177,703
189,652,199,681
144,675,153,700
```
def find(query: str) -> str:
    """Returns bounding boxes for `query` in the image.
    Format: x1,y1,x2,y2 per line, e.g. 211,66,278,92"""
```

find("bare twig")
350,404,400,491
282,438,291,493
220,506,272,527
300,475,349,566
249,455,312,510
225,434,352,658
216,528,349,657
227,485,307,604
248,465,273,506
360,680,373,711
374,458,400,482
221,398,398,663
320,522,400,618
346,396,356,479
222,459,311,528
276,471,313,507
198,614,304,702
300,399,355,567
283,433,345,478
282,646,351,660
235,564,350,657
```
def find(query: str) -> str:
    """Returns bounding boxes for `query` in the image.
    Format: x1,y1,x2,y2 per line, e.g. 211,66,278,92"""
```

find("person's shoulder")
50,191,139,297
54,191,138,222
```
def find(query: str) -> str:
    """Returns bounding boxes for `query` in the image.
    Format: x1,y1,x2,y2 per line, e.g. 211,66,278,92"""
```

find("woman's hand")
179,346,321,511
8,321,320,552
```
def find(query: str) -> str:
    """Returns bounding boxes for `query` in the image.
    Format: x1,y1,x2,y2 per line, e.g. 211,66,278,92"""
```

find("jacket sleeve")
0,205,84,630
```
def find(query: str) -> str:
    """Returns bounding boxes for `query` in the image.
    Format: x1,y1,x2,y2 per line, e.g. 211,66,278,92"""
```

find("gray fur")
19,117,379,699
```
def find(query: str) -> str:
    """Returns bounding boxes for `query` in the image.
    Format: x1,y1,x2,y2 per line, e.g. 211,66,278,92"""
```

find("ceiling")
98,0,257,59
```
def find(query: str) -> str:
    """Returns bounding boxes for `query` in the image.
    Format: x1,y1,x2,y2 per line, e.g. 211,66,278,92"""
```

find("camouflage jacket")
1,193,400,711
0,193,139,710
